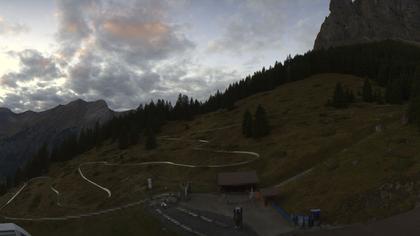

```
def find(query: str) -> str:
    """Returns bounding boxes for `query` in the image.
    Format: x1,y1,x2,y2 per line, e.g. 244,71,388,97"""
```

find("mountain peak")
67,98,88,105
330,0,353,12
65,99,109,109
0,107,14,115
315,0,420,50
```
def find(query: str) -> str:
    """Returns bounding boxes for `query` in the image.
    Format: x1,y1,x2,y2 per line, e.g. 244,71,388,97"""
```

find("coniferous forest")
3,40,420,193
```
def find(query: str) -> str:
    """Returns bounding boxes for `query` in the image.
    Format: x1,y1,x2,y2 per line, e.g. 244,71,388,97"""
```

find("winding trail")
78,162,112,198
0,126,260,221
77,142,260,198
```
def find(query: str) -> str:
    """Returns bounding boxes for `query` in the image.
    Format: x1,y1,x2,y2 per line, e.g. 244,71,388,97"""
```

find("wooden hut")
217,171,259,192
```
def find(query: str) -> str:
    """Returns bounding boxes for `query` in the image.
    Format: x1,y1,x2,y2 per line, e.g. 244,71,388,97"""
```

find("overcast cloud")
0,0,329,112
0,17,29,35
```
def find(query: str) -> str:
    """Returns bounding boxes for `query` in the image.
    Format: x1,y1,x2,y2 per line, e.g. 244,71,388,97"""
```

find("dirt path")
0,127,261,222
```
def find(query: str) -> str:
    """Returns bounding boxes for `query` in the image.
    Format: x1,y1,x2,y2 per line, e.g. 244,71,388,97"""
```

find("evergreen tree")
118,131,129,150
328,83,355,108
242,110,254,138
345,88,355,103
253,105,270,138
407,66,420,129
145,129,157,150
329,83,347,108
129,128,140,146
14,167,24,186
0,180,6,196
26,144,50,178
374,89,384,104
385,79,404,104
362,79,374,102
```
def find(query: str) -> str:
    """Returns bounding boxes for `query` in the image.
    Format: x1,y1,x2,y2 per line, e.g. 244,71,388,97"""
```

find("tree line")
242,105,270,138
3,40,420,193
6,96,199,189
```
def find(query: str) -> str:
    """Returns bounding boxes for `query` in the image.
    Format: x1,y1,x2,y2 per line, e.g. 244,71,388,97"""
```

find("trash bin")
310,209,321,226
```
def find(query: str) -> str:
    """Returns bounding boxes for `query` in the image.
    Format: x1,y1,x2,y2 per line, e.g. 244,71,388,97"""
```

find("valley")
1,73,419,235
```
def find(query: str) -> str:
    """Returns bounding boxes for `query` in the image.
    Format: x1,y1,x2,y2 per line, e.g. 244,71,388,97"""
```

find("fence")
272,203,293,224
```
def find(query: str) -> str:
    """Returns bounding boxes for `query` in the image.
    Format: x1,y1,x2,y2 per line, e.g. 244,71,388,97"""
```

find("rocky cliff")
314,0,420,50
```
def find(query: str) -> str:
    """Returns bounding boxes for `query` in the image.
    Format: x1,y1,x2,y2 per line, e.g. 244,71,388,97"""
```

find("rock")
0,99,117,176
314,0,420,50
375,124,384,132
395,182,401,191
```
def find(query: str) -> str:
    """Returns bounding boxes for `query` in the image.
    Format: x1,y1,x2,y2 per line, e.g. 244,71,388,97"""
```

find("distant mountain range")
0,99,116,177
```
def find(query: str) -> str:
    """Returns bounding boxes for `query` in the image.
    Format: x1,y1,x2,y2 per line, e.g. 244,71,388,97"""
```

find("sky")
0,0,329,112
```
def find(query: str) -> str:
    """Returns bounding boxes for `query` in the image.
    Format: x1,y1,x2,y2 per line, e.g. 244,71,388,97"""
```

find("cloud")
55,0,98,60
1,50,63,87
57,0,197,110
0,0,329,112
0,87,72,112
0,17,29,35
207,0,288,55
207,0,328,55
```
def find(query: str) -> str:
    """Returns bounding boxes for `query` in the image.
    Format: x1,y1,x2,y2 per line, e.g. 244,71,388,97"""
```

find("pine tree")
14,167,24,186
385,79,403,104
407,66,420,129
374,89,384,104
345,88,355,103
330,83,347,108
253,105,270,138
26,144,50,179
129,129,140,145
242,110,254,138
0,179,7,196
362,79,374,102
118,131,129,150
145,129,157,150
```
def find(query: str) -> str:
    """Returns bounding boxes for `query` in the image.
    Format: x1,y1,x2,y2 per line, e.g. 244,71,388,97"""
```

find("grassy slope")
1,73,419,235
279,111,420,224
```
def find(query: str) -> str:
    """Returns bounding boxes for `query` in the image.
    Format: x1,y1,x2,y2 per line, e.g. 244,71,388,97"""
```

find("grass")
16,206,177,236
1,73,420,234
278,120,420,224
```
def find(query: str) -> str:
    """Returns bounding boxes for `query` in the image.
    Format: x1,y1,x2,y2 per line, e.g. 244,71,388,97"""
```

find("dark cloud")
56,0,98,59
1,50,63,87
57,0,197,110
0,0,328,112
0,87,72,112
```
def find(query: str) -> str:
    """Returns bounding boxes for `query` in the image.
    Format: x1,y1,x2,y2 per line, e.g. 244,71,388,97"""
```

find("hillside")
1,73,417,235
0,99,115,177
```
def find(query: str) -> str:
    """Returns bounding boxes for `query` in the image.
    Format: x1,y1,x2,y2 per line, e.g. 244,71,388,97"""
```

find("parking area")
152,205,257,236
177,193,293,236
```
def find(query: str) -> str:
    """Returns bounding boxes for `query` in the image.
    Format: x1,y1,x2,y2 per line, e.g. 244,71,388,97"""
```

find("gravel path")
0,127,261,222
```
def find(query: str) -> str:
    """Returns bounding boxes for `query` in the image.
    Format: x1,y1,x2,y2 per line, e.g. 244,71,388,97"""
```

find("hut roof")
217,171,259,186
260,187,279,197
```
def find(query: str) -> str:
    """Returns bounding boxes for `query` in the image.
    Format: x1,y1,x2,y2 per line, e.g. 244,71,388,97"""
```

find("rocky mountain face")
314,0,420,50
0,99,116,177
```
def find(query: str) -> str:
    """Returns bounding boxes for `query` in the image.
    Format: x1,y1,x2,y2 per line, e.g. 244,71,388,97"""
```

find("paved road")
152,205,258,236
180,193,294,236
